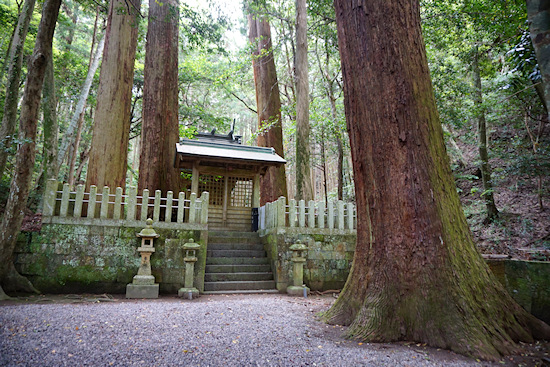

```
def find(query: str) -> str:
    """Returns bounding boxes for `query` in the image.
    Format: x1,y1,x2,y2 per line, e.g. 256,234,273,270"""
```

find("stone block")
287,285,309,297
126,284,159,299
178,287,199,299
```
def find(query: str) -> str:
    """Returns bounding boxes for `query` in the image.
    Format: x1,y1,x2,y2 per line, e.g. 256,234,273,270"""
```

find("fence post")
100,186,110,219
337,200,345,230
87,185,97,219
318,201,325,229
74,184,85,217
165,191,173,222
200,191,209,224
43,179,58,216
347,203,354,230
153,190,161,222
308,200,315,228
126,186,137,220
113,187,123,220
277,196,286,227
328,201,334,229
60,183,70,217
177,191,185,223
141,189,149,221
289,199,296,227
298,200,306,228
189,192,197,223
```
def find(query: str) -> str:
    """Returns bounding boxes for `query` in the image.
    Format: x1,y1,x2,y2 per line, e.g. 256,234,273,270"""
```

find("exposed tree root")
3,263,39,294
0,286,12,300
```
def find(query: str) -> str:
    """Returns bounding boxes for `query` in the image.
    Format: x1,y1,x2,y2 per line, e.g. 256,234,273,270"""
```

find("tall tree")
324,0,549,360
0,0,37,179
527,1,550,122
294,0,313,201
0,0,61,299
248,9,288,204
86,0,141,190
472,45,499,221
138,0,180,194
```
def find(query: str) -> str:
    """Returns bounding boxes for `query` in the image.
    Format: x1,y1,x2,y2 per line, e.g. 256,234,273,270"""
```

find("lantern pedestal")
287,240,310,297
178,239,200,299
126,219,160,299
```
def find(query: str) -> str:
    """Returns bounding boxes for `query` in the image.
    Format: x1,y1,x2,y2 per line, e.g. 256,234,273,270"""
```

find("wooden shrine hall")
174,130,286,231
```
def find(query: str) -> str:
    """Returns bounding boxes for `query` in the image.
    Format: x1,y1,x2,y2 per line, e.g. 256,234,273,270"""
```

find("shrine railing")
258,196,356,231
43,179,209,225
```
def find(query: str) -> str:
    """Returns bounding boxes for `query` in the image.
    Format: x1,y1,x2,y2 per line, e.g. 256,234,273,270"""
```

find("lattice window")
229,177,253,208
198,175,224,206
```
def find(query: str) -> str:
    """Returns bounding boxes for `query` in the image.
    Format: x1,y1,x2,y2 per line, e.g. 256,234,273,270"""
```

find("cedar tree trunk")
323,0,550,360
248,12,288,205
0,0,61,298
527,0,550,121
472,46,498,221
138,0,181,194
86,0,141,190
294,0,314,201
0,0,37,179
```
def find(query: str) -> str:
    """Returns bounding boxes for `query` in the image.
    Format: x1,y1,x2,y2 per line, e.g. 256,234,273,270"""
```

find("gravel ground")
0,294,547,367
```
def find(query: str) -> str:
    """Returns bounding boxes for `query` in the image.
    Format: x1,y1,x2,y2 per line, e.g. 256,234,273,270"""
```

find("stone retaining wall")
14,217,208,294
260,227,356,292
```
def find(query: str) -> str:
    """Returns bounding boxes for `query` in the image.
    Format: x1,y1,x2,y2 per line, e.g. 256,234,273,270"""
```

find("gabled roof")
175,138,286,167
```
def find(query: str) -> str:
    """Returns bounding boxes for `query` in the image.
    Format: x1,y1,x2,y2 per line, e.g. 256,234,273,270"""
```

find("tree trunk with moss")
248,10,288,205
0,0,37,180
86,0,141,190
472,46,498,221
324,0,550,360
294,0,314,201
138,0,181,194
0,0,61,298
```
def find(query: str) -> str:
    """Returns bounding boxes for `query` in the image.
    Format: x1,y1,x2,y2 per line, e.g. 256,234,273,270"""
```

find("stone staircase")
203,231,277,294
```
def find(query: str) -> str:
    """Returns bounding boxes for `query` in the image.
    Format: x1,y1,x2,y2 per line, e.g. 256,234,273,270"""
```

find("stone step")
208,231,259,239
207,249,266,258
208,243,264,251
208,236,261,245
203,280,276,292
206,257,270,265
202,289,280,295
205,272,274,282
205,264,272,273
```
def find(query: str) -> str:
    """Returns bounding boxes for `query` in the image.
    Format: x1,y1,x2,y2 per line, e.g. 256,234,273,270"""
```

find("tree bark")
472,46,499,222
58,34,105,174
138,0,180,194
86,0,141,190
0,0,61,298
295,0,314,201
248,11,288,205
527,0,550,122
0,0,37,180
324,0,549,360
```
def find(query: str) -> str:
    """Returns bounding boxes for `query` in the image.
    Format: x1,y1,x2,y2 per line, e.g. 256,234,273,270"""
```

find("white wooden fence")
258,196,355,231
43,179,209,224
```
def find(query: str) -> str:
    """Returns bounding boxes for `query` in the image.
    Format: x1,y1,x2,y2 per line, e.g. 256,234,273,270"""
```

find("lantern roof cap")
137,218,160,238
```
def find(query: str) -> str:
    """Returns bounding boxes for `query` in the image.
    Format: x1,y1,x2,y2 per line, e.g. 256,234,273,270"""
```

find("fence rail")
43,179,209,224
258,196,355,231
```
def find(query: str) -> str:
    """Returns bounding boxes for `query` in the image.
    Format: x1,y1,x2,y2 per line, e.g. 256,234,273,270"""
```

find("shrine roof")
175,138,286,166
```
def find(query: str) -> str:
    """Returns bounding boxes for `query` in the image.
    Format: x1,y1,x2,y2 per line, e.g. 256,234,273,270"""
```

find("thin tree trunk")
86,0,141,190
248,11,288,204
0,0,37,179
472,46,499,221
35,55,58,210
0,0,61,298
138,0,181,194
57,35,105,173
324,0,549,360
295,0,314,201
527,0,550,122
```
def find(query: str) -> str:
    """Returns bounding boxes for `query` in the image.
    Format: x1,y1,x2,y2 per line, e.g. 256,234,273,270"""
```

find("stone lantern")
287,240,309,297
126,218,160,299
178,238,200,299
